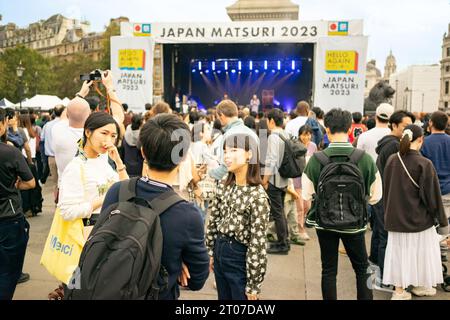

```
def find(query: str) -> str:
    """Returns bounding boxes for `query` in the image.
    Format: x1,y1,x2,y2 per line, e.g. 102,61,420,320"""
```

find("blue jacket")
102,177,210,299
421,133,450,195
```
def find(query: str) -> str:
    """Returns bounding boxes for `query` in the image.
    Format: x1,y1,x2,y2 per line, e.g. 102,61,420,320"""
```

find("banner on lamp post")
111,36,154,113
313,36,368,114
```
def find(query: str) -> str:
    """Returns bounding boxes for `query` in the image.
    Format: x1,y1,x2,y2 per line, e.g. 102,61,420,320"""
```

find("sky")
1,0,449,72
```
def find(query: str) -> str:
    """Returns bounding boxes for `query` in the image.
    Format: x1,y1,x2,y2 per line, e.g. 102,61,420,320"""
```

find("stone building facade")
439,23,450,111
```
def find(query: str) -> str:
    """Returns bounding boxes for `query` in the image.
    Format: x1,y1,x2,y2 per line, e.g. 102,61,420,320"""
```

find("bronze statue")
364,80,395,115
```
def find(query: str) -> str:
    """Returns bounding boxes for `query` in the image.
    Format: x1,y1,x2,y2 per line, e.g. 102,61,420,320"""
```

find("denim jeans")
0,216,30,300
316,229,373,300
213,234,248,300
267,183,288,246
371,201,388,277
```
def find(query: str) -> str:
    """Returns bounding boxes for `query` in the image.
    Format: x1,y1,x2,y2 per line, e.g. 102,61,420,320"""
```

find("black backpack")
314,149,368,230
64,177,184,300
273,132,307,178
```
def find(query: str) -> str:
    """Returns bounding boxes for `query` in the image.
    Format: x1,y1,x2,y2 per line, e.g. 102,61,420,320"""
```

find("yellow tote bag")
40,208,86,284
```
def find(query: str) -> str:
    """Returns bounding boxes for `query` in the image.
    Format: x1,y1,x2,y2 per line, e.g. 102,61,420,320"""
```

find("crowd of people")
0,70,449,301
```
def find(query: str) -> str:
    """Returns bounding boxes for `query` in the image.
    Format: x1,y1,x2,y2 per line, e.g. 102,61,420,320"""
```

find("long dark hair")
399,124,423,156
18,114,36,139
83,112,120,147
223,133,261,187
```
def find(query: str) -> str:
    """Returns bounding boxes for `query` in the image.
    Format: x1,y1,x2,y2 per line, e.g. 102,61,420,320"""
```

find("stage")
163,43,314,112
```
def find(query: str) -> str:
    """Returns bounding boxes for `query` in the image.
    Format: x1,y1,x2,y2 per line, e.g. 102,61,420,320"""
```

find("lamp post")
16,61,25,110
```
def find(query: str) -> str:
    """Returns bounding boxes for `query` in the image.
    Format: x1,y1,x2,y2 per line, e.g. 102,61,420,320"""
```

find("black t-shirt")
0,142,33,220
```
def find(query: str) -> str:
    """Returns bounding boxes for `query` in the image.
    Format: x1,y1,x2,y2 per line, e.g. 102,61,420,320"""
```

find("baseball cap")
376,103,394,120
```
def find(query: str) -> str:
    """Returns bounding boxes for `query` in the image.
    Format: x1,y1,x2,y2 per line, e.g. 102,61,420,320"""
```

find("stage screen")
163,43,314,112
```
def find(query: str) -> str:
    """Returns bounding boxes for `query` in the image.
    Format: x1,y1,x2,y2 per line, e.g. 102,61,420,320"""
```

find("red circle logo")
330,23,337,31
135,25,141,32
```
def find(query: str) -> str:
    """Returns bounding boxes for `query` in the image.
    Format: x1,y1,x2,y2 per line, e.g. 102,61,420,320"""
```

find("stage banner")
121,20,364,43
111,36,154,112
313,36,368,114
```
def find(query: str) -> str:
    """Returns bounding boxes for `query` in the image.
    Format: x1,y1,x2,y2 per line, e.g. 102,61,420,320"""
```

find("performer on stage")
250,94,260,113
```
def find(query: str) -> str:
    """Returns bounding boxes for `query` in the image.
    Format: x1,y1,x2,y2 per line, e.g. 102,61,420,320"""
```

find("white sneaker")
391,290,412,300
411,286,436,297
298,233,311,241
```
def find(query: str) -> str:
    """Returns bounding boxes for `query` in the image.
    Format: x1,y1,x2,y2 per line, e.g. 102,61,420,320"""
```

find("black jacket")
376,135,399,178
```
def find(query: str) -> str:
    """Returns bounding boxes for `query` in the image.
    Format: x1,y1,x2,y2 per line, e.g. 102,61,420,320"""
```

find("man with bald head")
51,96,90,188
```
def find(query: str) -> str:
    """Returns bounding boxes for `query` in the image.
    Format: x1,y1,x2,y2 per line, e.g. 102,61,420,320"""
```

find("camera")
80,69,103,82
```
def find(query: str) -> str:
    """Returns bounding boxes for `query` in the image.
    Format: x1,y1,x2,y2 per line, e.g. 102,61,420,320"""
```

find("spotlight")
271,70,276,73
238,61,242,71
285,70,288,73
217,70,222,74
192,69,196,73
277,60,281,70
264,60,268,70
205,70,210,74
249,60,253,70
224,61,228,71
212,61,216,71
231,69,236,74
200,71,203,74
198,61,202,70
255,69,259,74
291,60,295,70
297,69,300,73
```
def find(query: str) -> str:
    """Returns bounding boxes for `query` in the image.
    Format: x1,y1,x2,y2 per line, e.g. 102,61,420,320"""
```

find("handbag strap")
396,152,419,189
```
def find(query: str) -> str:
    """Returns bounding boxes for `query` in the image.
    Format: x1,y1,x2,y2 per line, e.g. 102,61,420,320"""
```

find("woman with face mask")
206,133,270,300
382,124,449,300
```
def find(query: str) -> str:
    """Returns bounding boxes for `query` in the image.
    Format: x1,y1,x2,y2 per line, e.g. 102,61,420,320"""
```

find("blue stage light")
255,69,260,74
272,69,276,73
238,61,242,70
198,61,202,70
205,70,210,74
277,60,281,70
291,60,295,70
297,69,300,73
224,61,228,70
249,60,253,70
217,70,222,74
264,60,268,70
192,69,196,73
212,61,216,71
231,69,236,74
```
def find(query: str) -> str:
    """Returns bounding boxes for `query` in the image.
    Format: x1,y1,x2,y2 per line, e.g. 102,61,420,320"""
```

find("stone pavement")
13,182,449,300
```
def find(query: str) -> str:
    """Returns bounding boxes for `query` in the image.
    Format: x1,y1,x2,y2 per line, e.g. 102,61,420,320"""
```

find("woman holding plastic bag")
41,112,128,296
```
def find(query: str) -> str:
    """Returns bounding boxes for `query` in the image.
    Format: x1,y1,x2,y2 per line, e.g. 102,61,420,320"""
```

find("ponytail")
399,134,411,156
399,125,423,156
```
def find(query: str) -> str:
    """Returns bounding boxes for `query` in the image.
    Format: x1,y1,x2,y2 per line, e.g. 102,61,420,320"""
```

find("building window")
447,65,450,73
446,81,450,95
445,102,449,109
448,47,450,57
365,80,368,88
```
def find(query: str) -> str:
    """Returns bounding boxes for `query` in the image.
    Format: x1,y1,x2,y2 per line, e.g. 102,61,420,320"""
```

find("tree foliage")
0,46,54,102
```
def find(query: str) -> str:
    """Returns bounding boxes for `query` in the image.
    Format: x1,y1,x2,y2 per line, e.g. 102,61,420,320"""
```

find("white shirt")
41,117,61,156
21,130,36,159
58,156,119,221
285,116,308,138
356,127,391,162
51,120,84,186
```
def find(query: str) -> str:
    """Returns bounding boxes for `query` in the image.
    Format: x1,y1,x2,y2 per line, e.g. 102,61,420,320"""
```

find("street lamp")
16,61,25,110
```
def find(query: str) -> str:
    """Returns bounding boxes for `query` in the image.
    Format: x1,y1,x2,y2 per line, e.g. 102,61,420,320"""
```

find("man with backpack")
263,108,302,254
302,108,382,300
65,114,210,300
